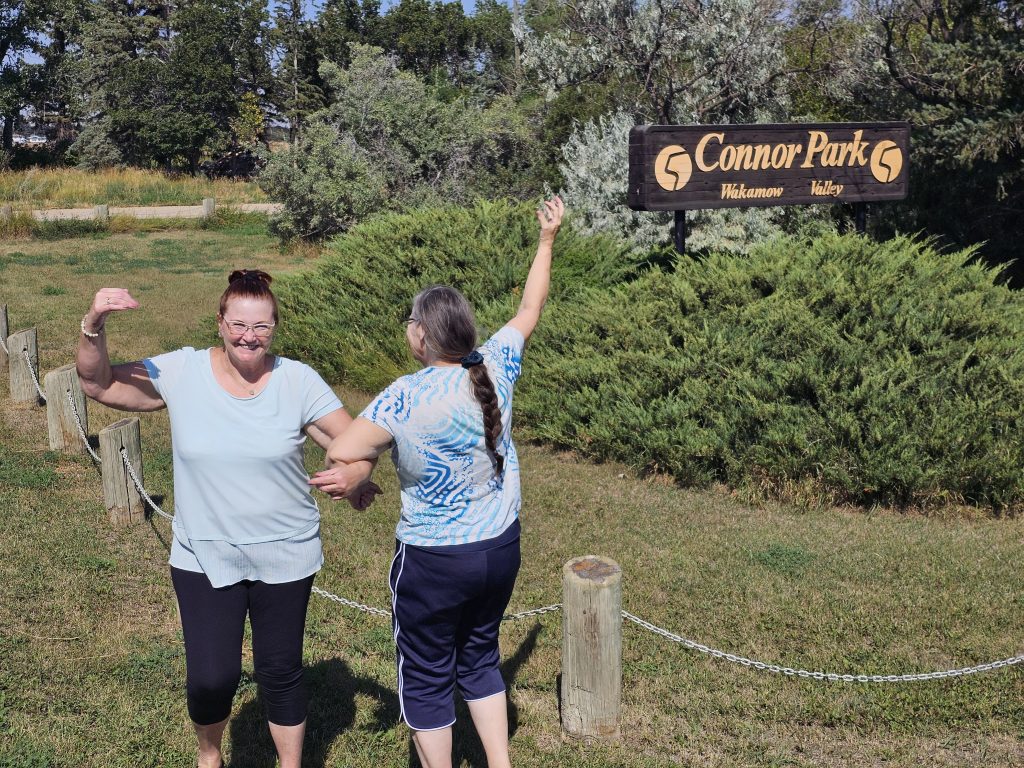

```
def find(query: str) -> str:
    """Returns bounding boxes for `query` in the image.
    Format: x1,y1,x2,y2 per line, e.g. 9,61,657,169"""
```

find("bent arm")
306,408,378,493
310,417,394,493
77,289,164,412
507,196,564,343
326,417,394,466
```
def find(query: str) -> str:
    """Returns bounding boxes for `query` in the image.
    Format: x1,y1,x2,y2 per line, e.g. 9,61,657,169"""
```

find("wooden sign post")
629,122,911,253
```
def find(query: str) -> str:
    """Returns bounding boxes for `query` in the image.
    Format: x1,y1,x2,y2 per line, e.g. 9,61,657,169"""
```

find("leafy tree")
71,0,167,168
259,43,543,240
782,0,869,121
231,0,273,97
230,91,265,148
863,0,1024,276
271,0,323,147
517,0,832,251
314,0,383,66
0,0,50,149
468,0,517,94
518,0,791,124
29,0,89,146
144,0,240,171
72,0,269,170
377,0,472,82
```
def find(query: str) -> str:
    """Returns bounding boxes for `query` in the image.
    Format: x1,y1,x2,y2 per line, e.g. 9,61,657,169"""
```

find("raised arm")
507,196,564,343
77,288,165,412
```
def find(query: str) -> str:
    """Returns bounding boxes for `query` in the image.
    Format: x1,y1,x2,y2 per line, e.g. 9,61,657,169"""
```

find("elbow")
325,439,346,467
78,375,105,402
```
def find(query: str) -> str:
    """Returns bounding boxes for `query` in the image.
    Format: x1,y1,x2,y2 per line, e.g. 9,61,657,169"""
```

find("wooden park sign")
628,122,909,212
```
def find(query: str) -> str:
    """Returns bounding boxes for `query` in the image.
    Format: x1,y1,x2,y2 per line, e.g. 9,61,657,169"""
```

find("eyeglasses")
223,319,276,338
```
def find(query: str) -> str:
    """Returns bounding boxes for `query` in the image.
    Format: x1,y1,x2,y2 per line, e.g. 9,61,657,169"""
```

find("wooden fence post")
561,555,622,742
0,204,11,221
99,417,145,526
95,204,109,221
44,363,88,453
202,197,216,218
0,304,8,371
8,328,40,404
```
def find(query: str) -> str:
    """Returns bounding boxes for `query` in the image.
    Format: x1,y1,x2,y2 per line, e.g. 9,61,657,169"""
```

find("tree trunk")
2,114,14,152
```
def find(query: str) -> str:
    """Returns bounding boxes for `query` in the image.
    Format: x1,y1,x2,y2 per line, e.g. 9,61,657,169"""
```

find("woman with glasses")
310,197,564,768
76,269,376,768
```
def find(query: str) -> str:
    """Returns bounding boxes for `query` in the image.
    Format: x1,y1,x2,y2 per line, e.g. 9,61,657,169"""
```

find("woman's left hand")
346,481,382,510
309,465,367,499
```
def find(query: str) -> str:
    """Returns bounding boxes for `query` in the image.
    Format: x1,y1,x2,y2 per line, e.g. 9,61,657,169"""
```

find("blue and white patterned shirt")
361,324,525,546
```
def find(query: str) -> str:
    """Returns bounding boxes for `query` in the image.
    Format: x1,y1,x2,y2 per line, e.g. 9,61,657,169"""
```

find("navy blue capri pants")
389,520,521,730
171,567,314,727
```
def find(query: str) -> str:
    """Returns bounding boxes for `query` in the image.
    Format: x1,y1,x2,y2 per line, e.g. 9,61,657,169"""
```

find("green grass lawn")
1,227,1022,767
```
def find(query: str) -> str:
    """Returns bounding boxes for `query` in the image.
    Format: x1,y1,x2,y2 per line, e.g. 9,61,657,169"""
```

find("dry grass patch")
0,167,268,209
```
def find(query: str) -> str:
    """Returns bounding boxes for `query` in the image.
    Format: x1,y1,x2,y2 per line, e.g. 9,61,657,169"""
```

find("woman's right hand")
537,195,564,242
85,288,140,331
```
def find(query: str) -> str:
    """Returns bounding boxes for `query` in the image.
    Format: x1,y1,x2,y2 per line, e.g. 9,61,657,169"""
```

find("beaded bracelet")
80,315,104,338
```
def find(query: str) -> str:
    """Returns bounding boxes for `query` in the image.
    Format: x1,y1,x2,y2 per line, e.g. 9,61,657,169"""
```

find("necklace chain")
218,348,265,396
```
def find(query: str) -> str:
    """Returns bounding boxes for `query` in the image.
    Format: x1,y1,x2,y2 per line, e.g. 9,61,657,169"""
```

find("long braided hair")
411,285,504,477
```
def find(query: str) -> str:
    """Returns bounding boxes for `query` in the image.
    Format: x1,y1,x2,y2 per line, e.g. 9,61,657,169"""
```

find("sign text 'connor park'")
628,122,910,211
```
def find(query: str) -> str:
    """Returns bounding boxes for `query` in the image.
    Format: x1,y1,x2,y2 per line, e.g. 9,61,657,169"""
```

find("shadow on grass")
447,622,542,768
228,657,399,768
227,622,543,768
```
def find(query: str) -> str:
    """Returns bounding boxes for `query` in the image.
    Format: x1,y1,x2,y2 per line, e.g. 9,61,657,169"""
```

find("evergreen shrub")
274,199,639,390
279,209,1024,510
519,233,1024,509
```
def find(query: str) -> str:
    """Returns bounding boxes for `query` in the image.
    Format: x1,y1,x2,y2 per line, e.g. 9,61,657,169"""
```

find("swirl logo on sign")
870,140,903,183
655,145,693,191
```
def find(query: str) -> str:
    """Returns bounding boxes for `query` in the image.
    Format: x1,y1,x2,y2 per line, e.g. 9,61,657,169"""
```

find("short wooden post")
202,197,216,217
0,304,8,371
8,327,40,404
561,555,622,742
44,363,88,453
0,204,11,221
94,204,109,221
99,417,145,525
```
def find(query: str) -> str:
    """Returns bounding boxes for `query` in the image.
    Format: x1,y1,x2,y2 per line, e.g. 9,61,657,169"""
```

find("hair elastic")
460,351,484,368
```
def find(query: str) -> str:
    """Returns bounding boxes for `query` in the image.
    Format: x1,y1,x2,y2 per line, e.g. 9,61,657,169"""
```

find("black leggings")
171,567,315,726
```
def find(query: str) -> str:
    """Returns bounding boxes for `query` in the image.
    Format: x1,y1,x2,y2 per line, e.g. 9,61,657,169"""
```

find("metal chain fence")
622,611,1024,682
23,348,47,402
15,345,1024,684
118,446,174,522
67,389,100,463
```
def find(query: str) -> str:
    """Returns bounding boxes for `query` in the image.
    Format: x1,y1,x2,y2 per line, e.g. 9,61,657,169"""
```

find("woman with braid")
310,196,564,768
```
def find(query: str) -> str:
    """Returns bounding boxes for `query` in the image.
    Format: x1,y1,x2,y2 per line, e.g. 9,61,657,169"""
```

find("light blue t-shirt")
143,347,342,586
360,324,525,547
